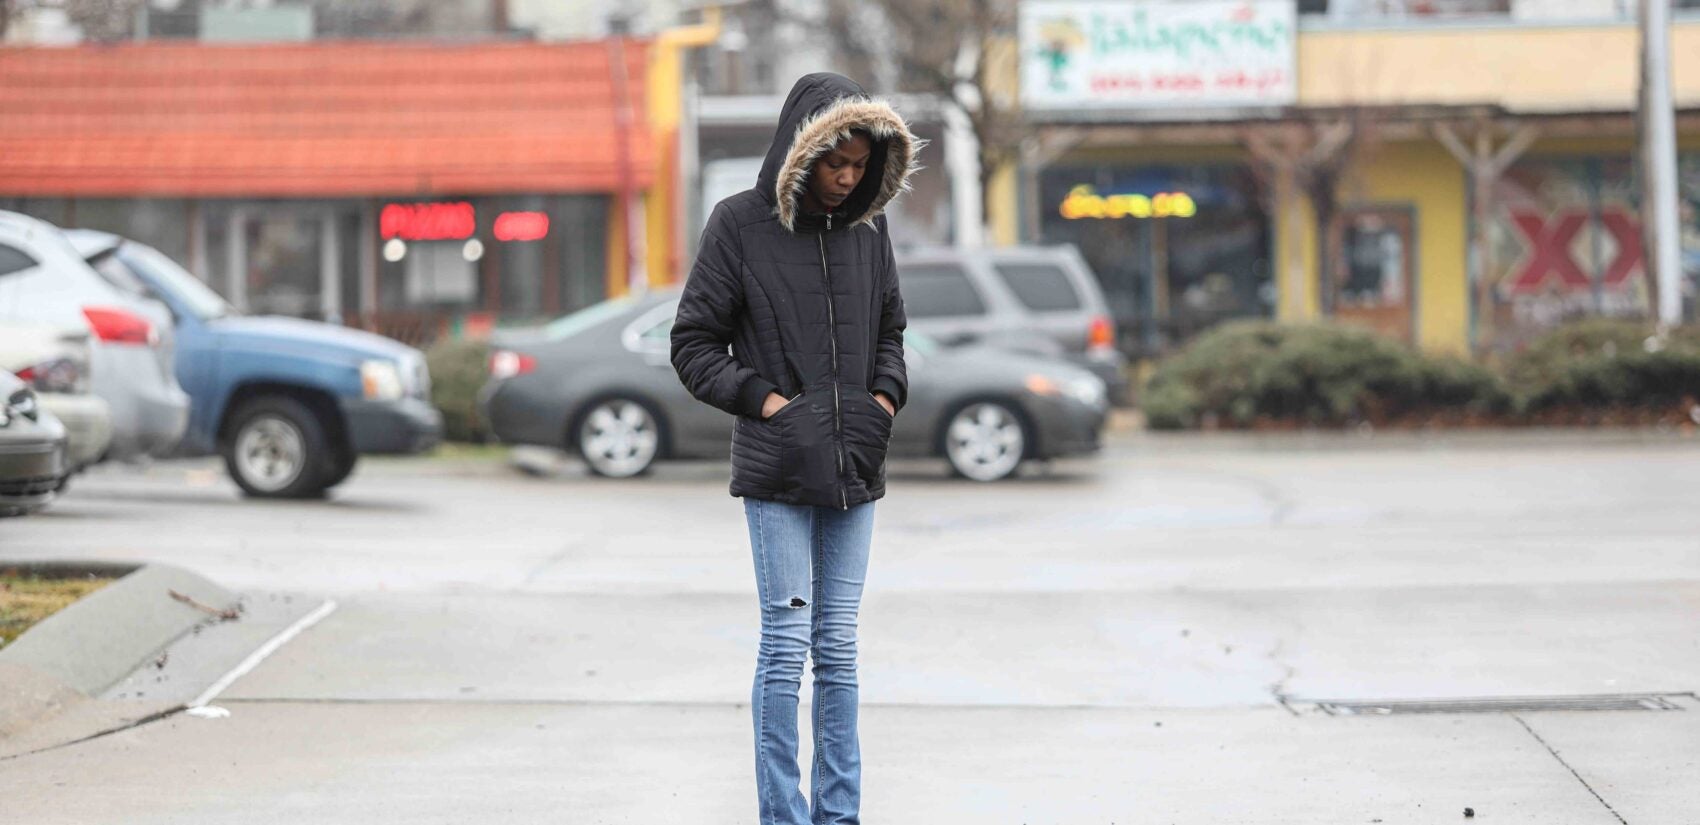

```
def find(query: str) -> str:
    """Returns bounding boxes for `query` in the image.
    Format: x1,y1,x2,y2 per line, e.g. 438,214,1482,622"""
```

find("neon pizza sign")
380,202,476,241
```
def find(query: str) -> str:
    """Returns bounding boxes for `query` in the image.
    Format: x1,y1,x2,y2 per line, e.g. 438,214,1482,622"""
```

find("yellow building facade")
997,15,1700,357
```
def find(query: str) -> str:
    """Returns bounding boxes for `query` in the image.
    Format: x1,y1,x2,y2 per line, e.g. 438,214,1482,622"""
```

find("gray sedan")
479,287,1107,482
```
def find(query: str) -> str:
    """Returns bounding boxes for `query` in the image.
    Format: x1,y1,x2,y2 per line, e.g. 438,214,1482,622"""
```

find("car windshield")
118,243,236,322
543,294,645,340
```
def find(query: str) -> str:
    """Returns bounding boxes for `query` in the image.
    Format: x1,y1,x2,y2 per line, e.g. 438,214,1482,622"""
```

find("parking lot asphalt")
2,429,1697,822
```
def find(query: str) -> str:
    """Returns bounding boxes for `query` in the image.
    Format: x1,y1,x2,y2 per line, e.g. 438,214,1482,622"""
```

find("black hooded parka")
670,73,922,509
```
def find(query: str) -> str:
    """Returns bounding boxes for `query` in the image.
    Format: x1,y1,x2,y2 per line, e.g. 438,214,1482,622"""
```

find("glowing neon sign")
494,211,550,242
381,202,475,240
1059,185,1197,220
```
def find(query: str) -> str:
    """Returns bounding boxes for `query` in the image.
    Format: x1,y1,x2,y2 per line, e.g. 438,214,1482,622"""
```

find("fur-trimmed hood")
756,72,924,233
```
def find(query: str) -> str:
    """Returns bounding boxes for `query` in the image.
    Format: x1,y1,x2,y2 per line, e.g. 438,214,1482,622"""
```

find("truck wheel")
319,445,358,490
223,396,330,499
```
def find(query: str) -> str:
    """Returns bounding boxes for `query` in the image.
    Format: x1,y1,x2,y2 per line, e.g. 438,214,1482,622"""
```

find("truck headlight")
361,360,405,402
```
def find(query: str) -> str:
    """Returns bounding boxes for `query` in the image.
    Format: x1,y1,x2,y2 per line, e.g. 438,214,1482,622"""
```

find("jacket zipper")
817,213,847,510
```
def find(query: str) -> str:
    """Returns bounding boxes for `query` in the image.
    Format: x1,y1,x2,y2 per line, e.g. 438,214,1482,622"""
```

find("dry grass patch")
0,574,114,652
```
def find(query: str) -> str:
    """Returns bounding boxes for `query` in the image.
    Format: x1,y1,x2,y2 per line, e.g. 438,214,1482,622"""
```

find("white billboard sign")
1020,0,1298,111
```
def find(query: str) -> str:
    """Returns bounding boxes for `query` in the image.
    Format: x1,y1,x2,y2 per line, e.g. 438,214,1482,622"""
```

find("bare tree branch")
783,0,1027,227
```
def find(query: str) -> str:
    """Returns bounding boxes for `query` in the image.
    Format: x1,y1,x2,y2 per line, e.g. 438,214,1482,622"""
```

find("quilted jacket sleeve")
869,214,909,414
670,205,779,419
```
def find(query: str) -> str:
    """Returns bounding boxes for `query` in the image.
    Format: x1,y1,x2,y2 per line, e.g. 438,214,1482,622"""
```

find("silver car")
479,287,1107,482
0,212,188,460
895,244,1131,405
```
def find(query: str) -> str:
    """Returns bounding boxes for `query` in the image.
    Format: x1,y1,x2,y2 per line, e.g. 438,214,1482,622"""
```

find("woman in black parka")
670,72,921,824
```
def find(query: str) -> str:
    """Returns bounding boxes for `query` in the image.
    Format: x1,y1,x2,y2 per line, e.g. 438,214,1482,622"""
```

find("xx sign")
1507,208,1643,293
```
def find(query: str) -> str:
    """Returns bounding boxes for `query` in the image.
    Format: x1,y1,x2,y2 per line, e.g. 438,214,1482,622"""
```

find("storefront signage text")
381,202,475,241
494,211,550,242
1060,185,1197,220
1020,0,1296,111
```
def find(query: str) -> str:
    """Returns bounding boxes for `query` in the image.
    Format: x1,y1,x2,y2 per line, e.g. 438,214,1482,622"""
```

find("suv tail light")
490,350,536,379
1087,314,1115,352
82,306,157,346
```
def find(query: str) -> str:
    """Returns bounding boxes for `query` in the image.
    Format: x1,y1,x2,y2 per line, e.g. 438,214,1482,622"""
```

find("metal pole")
608,23,646,297
1641,0,1682,326
681,59,701,261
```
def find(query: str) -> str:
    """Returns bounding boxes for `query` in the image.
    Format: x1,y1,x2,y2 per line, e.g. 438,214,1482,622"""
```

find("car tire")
572,396,664,478
939,399,1030,482
319,444,358,490
223,395,331,499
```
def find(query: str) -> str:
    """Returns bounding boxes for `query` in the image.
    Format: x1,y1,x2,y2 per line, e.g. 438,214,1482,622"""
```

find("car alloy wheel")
944,401,1025,482
235,414,307,493
578,398,661,478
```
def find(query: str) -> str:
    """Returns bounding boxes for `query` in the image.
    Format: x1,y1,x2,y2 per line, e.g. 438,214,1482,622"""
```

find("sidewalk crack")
1511,713,1627,824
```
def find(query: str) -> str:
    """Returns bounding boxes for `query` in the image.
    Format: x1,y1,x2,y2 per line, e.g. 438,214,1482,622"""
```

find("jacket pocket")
845,388,894,491
731,413,788,497
767,393,808,422
775,385,841,505
867,388,894,419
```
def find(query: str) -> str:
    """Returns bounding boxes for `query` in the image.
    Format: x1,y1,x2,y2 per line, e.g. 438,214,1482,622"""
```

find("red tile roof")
0,40,655,197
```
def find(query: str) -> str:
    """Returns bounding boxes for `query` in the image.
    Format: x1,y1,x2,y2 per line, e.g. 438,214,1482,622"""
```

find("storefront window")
0,198,191,266
0,198,74,229
1483,156,1645,352
69,199,193,266
375,194,609,324
495,195,548,319
245,212,324,318
1039,163,1272,357
552,195,611,316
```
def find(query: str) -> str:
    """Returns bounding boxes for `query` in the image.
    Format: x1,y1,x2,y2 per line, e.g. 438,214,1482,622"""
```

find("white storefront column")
226,207,247,311
320,209,342,324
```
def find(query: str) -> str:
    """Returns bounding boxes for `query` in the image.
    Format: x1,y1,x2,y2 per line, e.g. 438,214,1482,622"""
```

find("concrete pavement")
1,430,1697,822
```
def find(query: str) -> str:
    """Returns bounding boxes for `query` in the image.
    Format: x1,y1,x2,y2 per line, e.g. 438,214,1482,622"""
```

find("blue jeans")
743,497,875,825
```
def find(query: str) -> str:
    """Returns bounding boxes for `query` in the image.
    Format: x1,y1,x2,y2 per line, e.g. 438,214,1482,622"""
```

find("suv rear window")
0,243,38,277
992,262,1082,312
899,263,987,318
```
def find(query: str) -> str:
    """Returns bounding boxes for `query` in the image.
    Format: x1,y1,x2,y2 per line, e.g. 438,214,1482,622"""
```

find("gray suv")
894,245,1130,405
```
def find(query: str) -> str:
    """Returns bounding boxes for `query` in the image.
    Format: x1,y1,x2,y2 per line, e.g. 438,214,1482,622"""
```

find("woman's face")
808,132,873,211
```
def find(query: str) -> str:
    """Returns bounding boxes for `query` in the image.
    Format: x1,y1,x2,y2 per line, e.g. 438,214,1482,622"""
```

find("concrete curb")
0,562,238,739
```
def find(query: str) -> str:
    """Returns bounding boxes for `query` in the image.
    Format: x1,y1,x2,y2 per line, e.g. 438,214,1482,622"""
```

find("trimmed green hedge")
1504,320,1700,416
1143,321,1507,430
1145,318,1700,430
425,337,492,443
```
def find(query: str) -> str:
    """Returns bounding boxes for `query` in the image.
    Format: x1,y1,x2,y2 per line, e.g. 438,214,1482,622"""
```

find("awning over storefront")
0,40,655,197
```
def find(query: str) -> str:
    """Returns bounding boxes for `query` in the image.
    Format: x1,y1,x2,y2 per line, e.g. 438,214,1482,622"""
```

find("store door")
1331,206,1415,342
225,206,345,322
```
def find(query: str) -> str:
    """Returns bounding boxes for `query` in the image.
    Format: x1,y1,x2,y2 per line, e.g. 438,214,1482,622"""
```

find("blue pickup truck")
67,231,442,498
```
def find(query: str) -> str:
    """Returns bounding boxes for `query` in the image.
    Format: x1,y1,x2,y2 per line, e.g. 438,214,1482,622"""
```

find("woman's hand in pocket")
872,391,895,418
761,392,794,419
